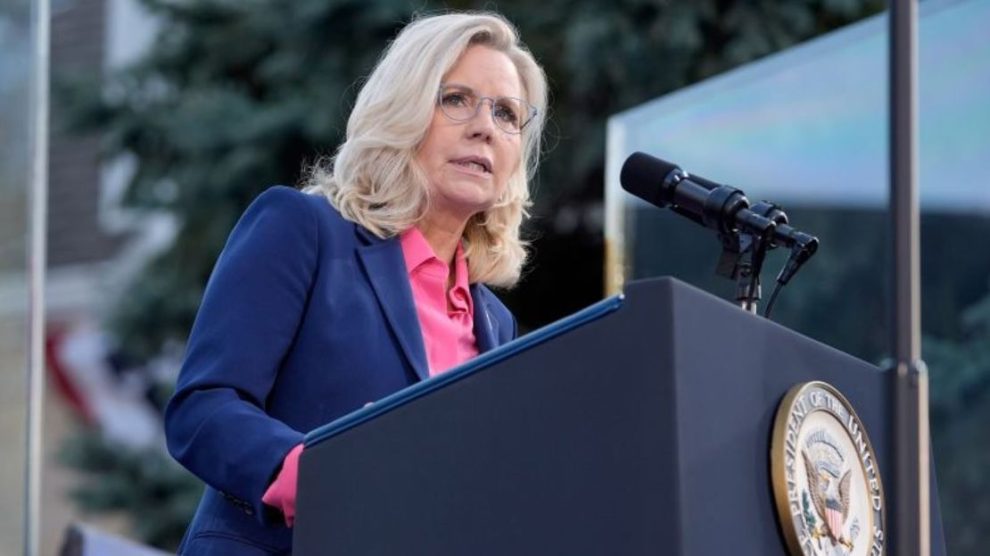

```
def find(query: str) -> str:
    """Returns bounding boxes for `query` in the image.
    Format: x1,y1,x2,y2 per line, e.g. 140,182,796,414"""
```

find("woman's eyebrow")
444,82,520,100
443,82,474,93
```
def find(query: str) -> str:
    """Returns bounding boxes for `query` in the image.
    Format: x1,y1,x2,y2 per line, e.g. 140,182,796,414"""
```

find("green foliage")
927,390,990,554
924,284,990,555
927,283,990,420
59,429,203,550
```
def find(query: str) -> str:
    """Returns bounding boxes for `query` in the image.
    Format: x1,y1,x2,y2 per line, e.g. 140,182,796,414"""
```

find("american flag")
825,502,845,539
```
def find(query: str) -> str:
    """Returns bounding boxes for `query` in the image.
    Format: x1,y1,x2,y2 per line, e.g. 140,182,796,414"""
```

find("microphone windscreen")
620,152,680,207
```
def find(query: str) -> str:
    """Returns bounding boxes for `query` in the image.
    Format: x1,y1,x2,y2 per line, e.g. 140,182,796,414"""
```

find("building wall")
50,0,125,269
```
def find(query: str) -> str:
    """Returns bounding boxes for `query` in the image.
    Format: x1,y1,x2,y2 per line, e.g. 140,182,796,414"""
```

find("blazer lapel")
355,226,430,381
471,286,498,354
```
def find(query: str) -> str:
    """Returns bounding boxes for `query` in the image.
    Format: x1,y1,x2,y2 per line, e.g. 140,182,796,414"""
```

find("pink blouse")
399,226,479,375
262,227,480,525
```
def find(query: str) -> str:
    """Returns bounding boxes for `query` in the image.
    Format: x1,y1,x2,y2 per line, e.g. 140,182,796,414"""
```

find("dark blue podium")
293,277,944,555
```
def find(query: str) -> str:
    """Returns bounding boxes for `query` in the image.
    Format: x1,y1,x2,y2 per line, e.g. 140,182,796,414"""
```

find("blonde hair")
303,12,547,288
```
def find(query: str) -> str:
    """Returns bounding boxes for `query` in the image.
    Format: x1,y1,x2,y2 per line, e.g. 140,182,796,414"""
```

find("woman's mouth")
450,156,492,174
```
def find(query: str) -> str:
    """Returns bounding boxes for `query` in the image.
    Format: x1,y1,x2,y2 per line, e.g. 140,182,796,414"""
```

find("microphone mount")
663,169,779,313
620,152,819,317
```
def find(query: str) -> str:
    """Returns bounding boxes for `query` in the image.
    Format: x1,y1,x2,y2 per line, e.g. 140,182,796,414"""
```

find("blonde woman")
165,12,547,555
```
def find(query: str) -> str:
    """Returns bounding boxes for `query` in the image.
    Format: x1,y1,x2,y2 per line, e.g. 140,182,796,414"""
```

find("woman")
164,11,547,555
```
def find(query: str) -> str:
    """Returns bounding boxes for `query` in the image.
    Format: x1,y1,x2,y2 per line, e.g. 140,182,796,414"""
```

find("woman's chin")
428,193,498,223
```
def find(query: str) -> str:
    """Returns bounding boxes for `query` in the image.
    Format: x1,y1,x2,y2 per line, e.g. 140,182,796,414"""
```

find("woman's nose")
465,99,496,140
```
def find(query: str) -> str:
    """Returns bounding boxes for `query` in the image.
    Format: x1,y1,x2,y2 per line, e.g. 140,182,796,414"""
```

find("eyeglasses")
436,84,538,134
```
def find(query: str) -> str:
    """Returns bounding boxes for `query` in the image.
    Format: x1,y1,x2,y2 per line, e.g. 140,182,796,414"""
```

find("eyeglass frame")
435,83,538,134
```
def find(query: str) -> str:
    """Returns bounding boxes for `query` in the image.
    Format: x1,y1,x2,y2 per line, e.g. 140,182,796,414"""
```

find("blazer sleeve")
164,186,315,524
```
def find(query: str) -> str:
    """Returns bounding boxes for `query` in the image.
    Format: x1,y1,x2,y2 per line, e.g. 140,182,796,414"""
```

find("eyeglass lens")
438,86,531,132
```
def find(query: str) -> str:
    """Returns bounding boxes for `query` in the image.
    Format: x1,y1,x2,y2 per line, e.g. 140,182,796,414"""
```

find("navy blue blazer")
165,186,516,555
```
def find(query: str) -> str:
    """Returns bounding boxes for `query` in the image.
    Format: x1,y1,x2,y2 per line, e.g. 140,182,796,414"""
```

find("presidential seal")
770,381,886,556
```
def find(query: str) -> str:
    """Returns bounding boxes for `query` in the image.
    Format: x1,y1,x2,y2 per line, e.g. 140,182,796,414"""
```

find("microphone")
620,151,773,239
619,152,817,259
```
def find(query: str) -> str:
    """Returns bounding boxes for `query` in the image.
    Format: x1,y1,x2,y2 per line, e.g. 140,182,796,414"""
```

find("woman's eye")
442,93,468,106
494,104,519,125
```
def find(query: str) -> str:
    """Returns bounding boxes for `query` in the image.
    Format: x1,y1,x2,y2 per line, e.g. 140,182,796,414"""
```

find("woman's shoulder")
251,185,350,229
226,186,359,261
253,185,328,213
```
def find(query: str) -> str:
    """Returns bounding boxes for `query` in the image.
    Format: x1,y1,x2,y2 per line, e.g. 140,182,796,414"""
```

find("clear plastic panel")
606,7,891,360
0,0,37,553
606,0,990,362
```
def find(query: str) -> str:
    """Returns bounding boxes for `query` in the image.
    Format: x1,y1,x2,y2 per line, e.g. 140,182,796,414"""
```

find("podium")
293,277,945,555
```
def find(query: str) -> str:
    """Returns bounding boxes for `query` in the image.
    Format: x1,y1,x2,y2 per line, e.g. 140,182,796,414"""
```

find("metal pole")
889,0,930,554
25,0,50,554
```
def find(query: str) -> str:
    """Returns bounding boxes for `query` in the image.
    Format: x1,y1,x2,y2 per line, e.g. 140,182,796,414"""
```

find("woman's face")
415,45,525,229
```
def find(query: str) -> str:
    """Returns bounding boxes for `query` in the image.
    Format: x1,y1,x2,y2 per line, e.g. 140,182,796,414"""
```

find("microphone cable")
763,281,784,319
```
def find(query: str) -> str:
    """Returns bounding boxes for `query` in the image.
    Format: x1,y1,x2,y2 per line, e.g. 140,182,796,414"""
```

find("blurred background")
1,0,987,554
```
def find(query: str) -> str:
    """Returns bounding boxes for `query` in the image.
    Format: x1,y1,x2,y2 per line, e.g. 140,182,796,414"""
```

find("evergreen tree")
926,283,990,554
